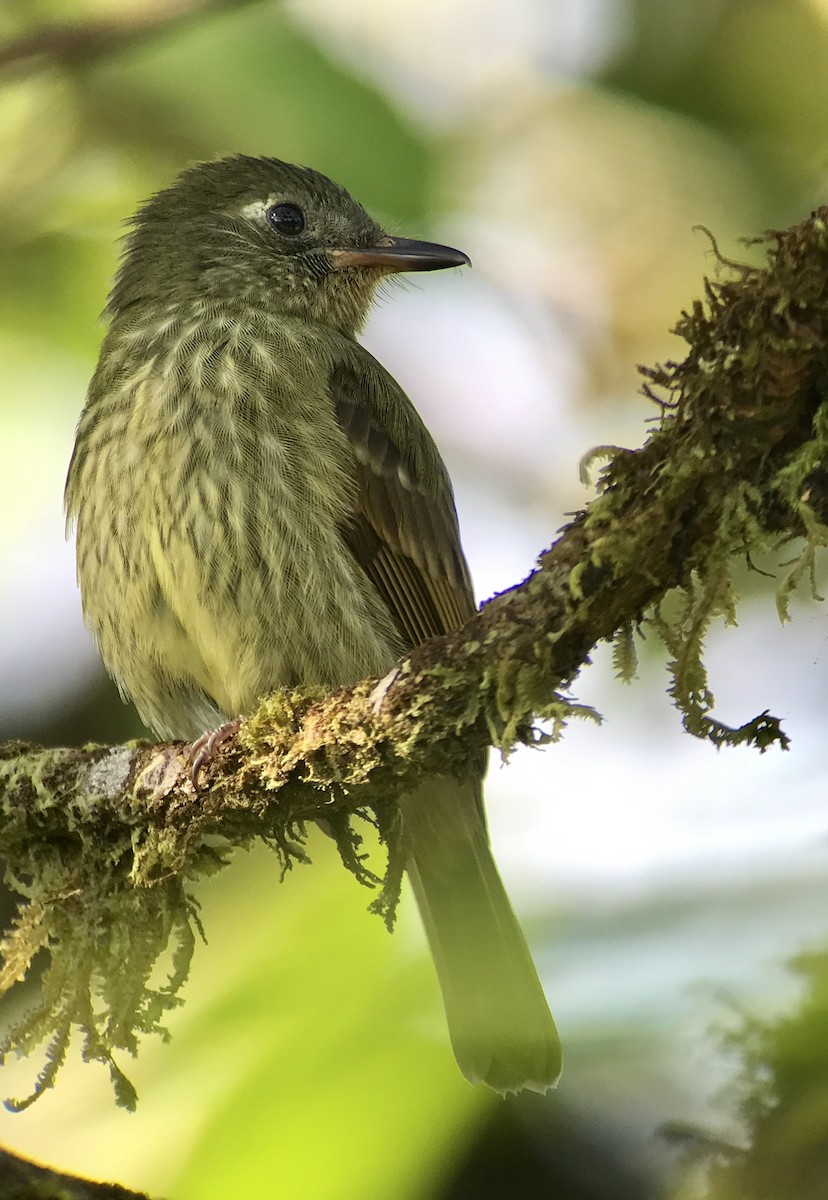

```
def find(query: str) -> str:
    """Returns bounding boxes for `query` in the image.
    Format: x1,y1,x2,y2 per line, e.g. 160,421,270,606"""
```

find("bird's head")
108,155,469,335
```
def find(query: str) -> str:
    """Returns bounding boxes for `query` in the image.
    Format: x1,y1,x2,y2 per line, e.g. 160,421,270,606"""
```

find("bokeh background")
2,1,828,1197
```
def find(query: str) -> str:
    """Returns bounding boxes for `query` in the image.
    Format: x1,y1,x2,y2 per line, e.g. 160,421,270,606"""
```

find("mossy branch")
2,208,828,1113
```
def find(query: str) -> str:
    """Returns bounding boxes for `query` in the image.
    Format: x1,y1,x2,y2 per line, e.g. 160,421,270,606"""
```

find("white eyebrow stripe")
240,199,274,221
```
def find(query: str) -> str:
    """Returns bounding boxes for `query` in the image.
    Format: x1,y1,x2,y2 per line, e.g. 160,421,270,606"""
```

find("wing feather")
331,363,475,649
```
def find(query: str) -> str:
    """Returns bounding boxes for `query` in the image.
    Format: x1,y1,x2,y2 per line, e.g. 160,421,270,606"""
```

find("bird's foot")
369,666,401,715
189,718,242,788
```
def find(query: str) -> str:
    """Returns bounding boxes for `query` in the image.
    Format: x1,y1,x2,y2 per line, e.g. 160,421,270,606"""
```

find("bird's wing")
329,356,475,649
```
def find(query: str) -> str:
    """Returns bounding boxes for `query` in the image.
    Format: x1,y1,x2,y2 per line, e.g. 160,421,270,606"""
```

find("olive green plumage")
66,155,561,1093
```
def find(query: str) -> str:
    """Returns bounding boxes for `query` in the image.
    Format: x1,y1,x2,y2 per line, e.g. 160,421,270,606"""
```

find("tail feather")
402,778,562,1094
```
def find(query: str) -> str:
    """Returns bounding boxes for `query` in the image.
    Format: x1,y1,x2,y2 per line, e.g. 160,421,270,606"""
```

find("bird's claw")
369,666,401,715
189,718,242,788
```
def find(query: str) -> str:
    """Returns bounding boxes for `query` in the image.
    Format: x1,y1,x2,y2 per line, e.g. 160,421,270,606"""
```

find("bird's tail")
401,777,562,1094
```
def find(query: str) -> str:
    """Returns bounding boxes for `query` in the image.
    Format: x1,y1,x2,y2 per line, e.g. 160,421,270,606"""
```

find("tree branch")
0,0,261,78
1,209,828,1118
0,1145,156,1199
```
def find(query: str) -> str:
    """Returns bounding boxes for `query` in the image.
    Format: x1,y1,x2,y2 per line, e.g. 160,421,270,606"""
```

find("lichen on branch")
2,209,828,1108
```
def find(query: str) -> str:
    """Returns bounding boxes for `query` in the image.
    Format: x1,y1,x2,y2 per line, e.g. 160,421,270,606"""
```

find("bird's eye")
266,203,305,235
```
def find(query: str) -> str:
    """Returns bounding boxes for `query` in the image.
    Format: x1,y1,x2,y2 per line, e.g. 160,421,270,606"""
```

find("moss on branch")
2,208,828,1110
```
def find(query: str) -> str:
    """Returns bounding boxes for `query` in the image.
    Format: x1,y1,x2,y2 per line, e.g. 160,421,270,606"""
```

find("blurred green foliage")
172,841,480,1200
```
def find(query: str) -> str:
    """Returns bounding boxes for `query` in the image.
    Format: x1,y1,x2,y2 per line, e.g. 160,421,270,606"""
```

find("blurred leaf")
170,836,487,1199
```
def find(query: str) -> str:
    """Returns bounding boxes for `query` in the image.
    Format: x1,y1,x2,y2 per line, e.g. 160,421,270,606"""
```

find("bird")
65,154,562,1093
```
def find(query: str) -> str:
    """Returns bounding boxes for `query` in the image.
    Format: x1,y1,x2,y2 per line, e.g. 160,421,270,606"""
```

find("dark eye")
266,203,305,235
